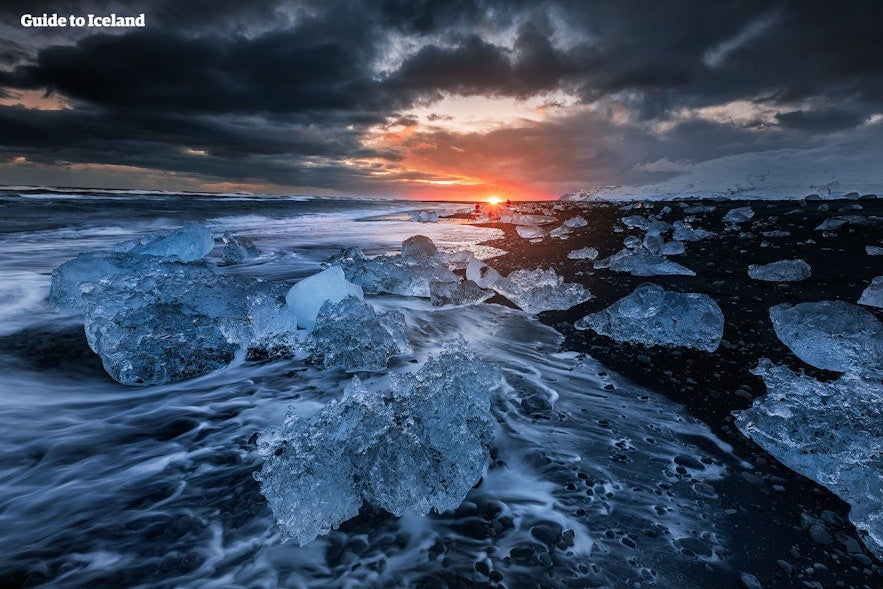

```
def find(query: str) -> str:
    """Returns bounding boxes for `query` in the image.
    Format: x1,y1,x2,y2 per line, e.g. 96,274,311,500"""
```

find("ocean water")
0,190,743,588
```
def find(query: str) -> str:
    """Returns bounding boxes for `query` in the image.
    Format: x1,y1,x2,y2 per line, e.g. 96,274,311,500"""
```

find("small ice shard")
501,213,555,226
564,215,588,228
493,268,592,314
867,245,883,255
594,247,696,277
255,346,500,546
515,225,548,239
621,215,650,229
769,301,883,374
642,234,664,254
661,240,685,256
761,230,791,238
548,225,572,238
645,220,671,236
329,237,457,298
221,232,261,265
672,220,715,242
285,266,364,330
722,207,754,223
575,283,724,352
466,258,503,289
858,276,883,309
623,235,642,248
114,223,214,261
735,359,883,558
684,205,714,214
308,296,409,372
567,246,599,260
815,217,848,231
81,262,253,385
408,209,439,223
748,259,811,282
430,278,494,306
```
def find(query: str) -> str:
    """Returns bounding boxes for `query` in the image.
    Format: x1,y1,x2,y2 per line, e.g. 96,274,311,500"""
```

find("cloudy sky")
0,0,881,199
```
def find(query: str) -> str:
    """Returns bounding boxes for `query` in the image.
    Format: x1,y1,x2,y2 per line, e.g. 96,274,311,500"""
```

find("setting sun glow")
486,196,502,205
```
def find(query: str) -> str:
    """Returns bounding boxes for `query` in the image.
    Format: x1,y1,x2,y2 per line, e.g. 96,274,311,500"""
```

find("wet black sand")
470,197,883,589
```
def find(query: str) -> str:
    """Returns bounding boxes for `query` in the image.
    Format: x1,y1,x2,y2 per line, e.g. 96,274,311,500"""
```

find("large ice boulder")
575,284,724,352
722,207,754,223
308,296,409,372
515,225,548,239
285,266,363,330
564,215,587,228
81,262,253,385
769,301,883,375
493,268,593,314
113,223,214,261
329,237,457,298
748,259,811,282
255,346,500,545
621,215,650,229
594,247,695,277
858,276,883,309
408,209,439,223
736,360,883,558
245,281,303,357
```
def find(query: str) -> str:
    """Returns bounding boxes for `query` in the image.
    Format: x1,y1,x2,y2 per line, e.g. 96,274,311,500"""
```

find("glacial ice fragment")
285,266,364,330
515,225,548,239
221,232,260,265
329,237,457,297
747,259,811,282
867,245,883,255
594,247,696,277
621,215,650,229
465,258,503,289
430,278,494,306
735,359,883,558
567,246,599,260
81,262,253,385
644,220,671,236
672,220,714,242
564,215,588,228
548,225,572,238
722,207,754,223
769,301,883,374
255,346,500,545
575,283,724,352
493,268,592,314
308,296,409,372
113,223,214,261
858,276,883,309
408,210,439,223
661,240,685,256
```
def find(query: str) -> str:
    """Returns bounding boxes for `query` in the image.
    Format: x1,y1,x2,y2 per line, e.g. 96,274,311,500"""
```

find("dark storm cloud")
0,0,880,193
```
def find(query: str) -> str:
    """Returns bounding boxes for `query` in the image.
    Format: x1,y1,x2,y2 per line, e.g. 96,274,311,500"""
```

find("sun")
486,195,502,205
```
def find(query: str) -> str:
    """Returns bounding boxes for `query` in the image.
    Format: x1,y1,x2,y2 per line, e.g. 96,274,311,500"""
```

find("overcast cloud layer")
0,0,881,198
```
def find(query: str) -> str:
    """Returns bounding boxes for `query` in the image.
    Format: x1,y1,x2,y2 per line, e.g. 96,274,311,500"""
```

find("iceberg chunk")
575,283,724,352
858,276,883,309
594,247,696,276
722,207,754,223
429,278,494,306
50,252,150,313
465,258,503,289
747,259,811,282
564,215,588,228
493,268,592,314
672,220,715,242
515,225,548,239
329,237,457,298
113,223,214,261
308,296,409,372
642,234,665,254
735,360,883,558
285,266,364,330
567,246,599,260
255,346,500,545
866,245,883,256
769,301,883,374
221,232,261,265
408,210,439,223
548,225,572,238
661,240,685,256
81,262,253,385
644,220,671,236
246,281,303,357
621,215,650,229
